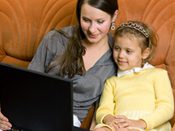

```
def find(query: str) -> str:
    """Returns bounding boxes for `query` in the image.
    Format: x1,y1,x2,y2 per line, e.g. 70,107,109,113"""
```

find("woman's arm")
28,30,68,72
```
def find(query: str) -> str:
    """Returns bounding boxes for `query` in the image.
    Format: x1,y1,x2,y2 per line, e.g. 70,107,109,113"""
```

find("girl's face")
113,35,148,71
80,3,112,44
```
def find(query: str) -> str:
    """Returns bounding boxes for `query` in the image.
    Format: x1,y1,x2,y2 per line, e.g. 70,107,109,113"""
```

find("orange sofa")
0,0,175,130
0,0,77,68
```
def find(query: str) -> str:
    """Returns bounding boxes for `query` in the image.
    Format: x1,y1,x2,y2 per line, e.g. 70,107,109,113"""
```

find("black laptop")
0,62,74,131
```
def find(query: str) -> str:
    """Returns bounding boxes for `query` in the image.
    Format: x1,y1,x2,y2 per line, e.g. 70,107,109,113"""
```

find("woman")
0,0,118,130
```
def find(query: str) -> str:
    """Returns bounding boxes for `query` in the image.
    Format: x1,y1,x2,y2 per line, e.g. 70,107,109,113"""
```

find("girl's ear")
142,47,151,60
112,10,118,22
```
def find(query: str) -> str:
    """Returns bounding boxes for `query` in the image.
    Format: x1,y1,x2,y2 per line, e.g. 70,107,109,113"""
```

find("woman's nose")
88,23,96,33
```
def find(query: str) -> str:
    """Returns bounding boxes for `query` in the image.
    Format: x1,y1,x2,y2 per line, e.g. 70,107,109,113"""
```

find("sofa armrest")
80,105,95,129
172,124,175,131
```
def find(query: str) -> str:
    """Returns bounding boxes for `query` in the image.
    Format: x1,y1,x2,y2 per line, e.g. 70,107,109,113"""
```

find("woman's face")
80,3,112,44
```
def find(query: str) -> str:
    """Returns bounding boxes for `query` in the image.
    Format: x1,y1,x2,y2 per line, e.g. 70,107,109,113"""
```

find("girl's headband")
116,21,149,38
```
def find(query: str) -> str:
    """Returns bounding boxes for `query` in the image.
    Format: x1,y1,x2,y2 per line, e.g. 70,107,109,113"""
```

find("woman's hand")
0,112,12,130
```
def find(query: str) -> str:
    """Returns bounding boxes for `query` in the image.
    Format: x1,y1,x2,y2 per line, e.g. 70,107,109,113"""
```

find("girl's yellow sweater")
96,68,174,130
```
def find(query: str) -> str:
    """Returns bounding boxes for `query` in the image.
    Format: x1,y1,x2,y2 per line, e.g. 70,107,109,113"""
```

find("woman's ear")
112,10,118,23
142,47,151,60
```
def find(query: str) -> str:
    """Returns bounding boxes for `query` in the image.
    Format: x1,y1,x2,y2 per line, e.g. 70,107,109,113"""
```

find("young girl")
94,21,174,131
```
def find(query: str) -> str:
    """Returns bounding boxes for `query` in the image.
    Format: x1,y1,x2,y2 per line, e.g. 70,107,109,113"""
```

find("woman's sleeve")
140,69,174,129
28,30,66,72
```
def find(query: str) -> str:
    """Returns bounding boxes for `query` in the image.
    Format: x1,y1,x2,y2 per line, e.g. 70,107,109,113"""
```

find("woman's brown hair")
50,0,118,78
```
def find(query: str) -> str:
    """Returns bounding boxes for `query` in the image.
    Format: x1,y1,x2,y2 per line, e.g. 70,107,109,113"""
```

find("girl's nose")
118,50,125,58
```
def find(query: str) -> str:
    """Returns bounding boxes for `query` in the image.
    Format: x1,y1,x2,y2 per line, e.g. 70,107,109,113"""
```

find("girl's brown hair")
115,21,157,63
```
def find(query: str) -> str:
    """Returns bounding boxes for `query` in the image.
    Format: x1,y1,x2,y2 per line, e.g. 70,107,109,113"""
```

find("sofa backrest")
0,0,77,68
116,0,175,126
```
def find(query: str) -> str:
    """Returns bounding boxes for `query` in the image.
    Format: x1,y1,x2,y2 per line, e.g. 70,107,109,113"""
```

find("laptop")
0,62,74,131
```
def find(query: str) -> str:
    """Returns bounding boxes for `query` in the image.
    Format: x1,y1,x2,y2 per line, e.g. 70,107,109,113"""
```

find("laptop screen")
0,63,73,131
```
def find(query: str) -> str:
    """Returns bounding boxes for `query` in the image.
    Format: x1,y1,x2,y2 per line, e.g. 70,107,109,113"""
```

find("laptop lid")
0,62,73,131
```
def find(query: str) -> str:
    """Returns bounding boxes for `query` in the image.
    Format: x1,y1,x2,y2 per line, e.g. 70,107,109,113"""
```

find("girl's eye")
114,46,120,51
126,50,133,54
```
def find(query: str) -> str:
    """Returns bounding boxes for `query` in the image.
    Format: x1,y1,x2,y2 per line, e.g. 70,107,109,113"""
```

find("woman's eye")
97,20,104,24
82,17,90,22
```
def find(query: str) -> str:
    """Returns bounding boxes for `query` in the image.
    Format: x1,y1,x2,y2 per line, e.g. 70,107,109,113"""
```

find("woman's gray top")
28,26,117,121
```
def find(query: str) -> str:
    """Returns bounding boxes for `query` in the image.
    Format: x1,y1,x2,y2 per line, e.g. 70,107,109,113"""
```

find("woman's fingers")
0,112,12,130
0,120,12,130
0,112,8,121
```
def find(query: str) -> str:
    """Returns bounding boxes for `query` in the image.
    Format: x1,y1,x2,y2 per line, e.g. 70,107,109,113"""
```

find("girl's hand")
0,112,12,130
115,115,146,129
103,114,120,130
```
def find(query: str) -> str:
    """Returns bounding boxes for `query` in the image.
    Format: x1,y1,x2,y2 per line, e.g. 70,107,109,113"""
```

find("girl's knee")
93,127,111,131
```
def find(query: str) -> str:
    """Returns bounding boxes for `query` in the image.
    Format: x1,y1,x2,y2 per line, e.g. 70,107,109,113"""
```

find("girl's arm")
140,69,174,129
95,78,116,124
